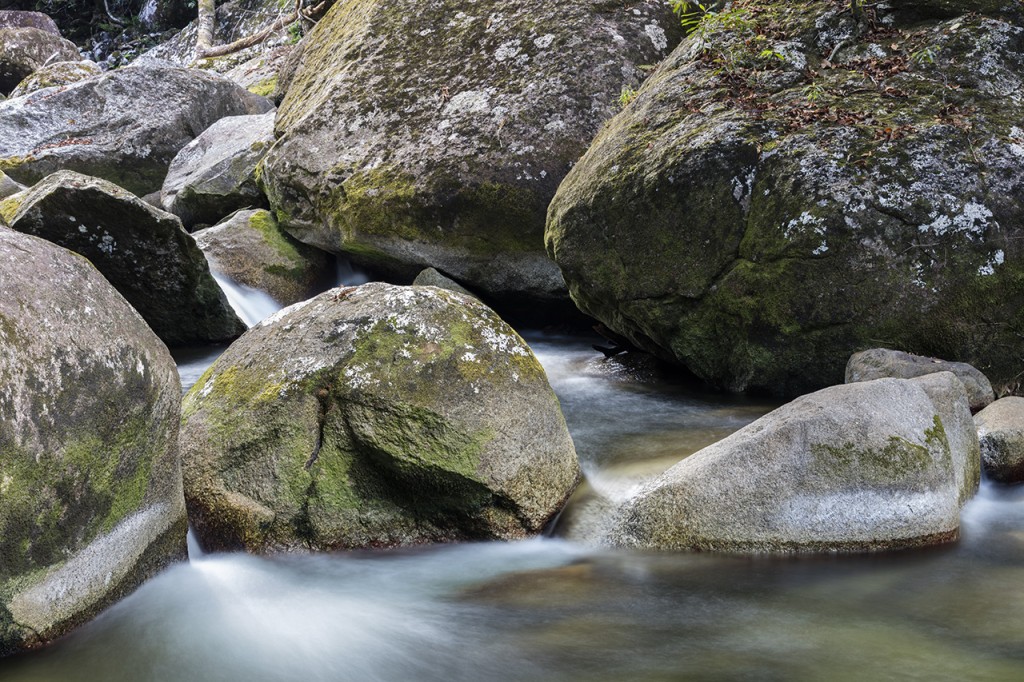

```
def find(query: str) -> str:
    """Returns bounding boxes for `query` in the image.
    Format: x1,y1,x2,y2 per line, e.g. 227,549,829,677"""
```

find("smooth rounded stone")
8,59,101,98
0,171,246,345
413,267,478,300
181,282,581,553
0,10,61,34
193,209,333,305
546,3,1024,396
846,348,995,412
0,65,273,196
975,397,1024,483
0,26,80,94
261,0,680,305
607,372,980,553
161,111,275,229
0,227,187,656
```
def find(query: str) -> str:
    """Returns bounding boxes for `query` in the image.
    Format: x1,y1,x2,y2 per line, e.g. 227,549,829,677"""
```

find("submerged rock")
261,0,680,304
181,283,581,553
0,26,80,94
0,65,272,196
9,59,101,98
0,227,187,656
974,397,1024,483
546,2,1024,395
607,373,980,553
1,171,246,345
847,348,995,412
194,209,333,305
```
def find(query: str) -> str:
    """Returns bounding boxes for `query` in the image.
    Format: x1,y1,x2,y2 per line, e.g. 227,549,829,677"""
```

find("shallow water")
4,335,1023,681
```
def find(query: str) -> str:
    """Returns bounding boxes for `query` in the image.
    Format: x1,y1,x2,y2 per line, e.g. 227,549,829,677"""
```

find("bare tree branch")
193,1,326,60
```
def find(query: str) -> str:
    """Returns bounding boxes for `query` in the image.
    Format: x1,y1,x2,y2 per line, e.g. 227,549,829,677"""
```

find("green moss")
0,195,23,223
248,75,278,98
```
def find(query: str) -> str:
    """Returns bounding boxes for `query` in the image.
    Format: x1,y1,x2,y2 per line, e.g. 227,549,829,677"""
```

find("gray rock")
847,348,995,412
224,44,294,98
161,111,275,229
607,373,980,553
0,227,187,656
0,65,272,196
261,0,681,305
194,209,333,305
0,171,246,345
974,396,1024,483
8,59,101,98
0,10,61,34
0,27,80,94
413,267,478,300
0,170,23,200
181,282,581,553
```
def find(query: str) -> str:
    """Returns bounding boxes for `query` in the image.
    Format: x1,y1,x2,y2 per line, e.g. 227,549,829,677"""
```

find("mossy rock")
547,1,1024,396
0,27,79,95
261,0,682,305
0,227,187,656
8,59,101,98
181,282,581,553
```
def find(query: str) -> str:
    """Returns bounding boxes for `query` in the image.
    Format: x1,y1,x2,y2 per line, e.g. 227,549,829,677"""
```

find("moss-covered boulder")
1,171,246,345
607,372,980,553
974,396,1024,483
847,348,995,412
260,0,680,304
8,59,100,98
181,282,581,553
0,26,79,94
546,1,1024,396
193,209,333,305
0,65,272,196
0,10,61,34
0,227,187,656
161,111,274,229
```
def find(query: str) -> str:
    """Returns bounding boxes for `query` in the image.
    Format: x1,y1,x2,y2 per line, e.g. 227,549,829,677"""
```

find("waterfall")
212,272,282,327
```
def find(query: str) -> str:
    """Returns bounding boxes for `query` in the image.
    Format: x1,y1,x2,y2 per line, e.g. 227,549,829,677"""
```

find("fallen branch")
194,1,326,60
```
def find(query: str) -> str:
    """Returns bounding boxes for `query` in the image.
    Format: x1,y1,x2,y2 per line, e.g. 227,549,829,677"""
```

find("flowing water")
3,318,1024,680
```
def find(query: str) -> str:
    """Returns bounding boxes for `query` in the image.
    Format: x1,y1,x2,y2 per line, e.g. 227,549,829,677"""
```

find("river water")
3,302,1023,681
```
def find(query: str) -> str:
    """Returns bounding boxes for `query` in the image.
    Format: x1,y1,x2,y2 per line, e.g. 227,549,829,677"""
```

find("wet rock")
0,171,245,345
847,348,995,412
181,282,581,553
0,227,187,656
546,3,1024,396
975,397,1024,483
607,373,980,553
9,59,101,98
261,0,680,305
194,209,333,305
0,65,272,196
161,111,274,229
413,267,477,300
0,27,80,94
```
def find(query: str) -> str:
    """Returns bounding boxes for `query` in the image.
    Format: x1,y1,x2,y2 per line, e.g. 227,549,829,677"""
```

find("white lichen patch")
978,249,1005,276
493,40,522,62
918,201,994,237
644,23,668,51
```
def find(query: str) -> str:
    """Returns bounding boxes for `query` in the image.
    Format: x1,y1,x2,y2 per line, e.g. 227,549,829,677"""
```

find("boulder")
0,171,246,345
193,209,333,305
181,282,581,553
0,227,187,656
0,10,61,34
607,373,980,553
846,348,995,412
161,111,274,228
0,26,80,94
0,170,22,201
8,59,101,98
413,267,478,300
0,65,272,196
224,44,294,98
546,2,1024,396
974,397,1024,483
260,0,680,304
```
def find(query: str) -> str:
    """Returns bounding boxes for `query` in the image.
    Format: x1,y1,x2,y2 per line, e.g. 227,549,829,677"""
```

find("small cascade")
336,256,371,286
138,0,159,27
212,272,282,327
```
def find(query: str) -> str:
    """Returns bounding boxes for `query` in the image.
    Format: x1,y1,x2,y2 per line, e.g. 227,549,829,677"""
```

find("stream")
2,286,1023,681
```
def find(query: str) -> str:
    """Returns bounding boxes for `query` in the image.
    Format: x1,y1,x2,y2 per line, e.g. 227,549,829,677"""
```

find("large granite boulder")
546,1,1024,396
0,171,246,345
974,397,1024,483
161,111,274,229
193,209,333,305
0,227,187,656
846,348,995,412
181,283,581,553
0,65,272,196
0,10,61,34
0,26,79,94
8,59,101,98
607,373,980,553
260,0,680,304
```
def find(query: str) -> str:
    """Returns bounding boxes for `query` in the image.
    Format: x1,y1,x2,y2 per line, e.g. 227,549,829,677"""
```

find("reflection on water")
4,336,1023,681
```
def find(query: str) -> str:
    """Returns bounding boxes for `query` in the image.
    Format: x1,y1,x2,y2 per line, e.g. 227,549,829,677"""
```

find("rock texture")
608,373,980,553
974,396,1024,483
847,348,995,412
261,0,680,304
181,283,581,553
413,267,478,300
0,227,187,656
0,10,61,34
0,26,80,94
0,65,272,195
161,111,274,228
194,209,333,305
8,59,101,98
546,1,1024,396
1,171,245,345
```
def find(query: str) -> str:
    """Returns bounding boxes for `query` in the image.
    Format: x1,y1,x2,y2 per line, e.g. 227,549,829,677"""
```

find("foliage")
618,85,638,108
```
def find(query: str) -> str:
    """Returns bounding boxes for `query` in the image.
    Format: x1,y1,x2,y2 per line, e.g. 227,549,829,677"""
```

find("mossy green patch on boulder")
8,60,100,99
0,27,79,95
181,282,581,553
